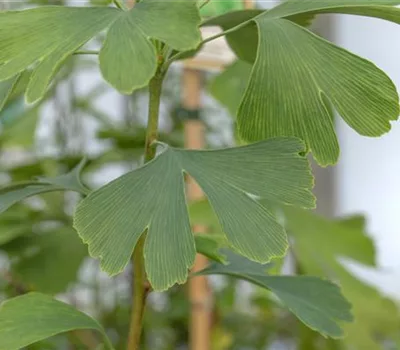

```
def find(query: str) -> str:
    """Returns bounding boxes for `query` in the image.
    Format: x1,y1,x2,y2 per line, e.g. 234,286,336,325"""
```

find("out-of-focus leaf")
285,208,400,349
200,0,244,18
0,107,39,147
0,292,113,350
198,252,353,338
195,234,227,264
74,139,314,291
0,159,89,214
209,60,252,116
8,228,87,294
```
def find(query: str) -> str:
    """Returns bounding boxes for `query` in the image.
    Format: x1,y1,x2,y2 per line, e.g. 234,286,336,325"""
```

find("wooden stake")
244,0,254,9
184,68,212,350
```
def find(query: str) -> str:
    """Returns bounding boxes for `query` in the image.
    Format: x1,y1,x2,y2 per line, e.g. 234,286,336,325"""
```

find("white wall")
334,14,400,297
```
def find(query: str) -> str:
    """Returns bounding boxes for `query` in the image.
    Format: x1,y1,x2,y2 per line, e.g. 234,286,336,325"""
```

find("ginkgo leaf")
0,7,119,103
0,159,89,214
0,75,19,112
206,0,400,165
100,0,201,93
197,252,353,338
0,293,113,350
0,0,201,101
74,139,315,291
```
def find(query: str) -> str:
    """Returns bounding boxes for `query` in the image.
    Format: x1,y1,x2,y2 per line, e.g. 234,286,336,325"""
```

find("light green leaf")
198,252,353,338
285,208,400,348
0,293,113,350
8,228,87,294
0,75,19,112
0,7,120,103
207,1,400,165
0,1,201,99
195,234,227,264
0,159,89,214
100,0,201,93
74,139,314,291
209,60,252,116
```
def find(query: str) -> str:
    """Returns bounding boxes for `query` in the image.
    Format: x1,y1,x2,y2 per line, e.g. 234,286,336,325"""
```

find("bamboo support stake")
184,68,212,350
244,0,254,9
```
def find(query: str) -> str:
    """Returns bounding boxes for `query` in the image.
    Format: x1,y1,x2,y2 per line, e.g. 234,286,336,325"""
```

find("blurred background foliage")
0,0,399,349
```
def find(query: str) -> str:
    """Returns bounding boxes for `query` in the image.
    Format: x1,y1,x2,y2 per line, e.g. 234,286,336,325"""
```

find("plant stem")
126,70,165,350
73,50,99,56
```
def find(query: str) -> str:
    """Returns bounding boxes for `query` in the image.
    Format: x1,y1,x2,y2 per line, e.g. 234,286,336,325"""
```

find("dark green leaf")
0,293,113,350
74,139,314,291
0,159,89,214
9,228,87,294
198,252,353,338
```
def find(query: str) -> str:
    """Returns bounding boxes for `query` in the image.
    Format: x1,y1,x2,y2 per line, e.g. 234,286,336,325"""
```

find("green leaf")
0,0,201,99
198,252,353,338
0,7,120,103
100,0,201,93
206,1,400,165
0,159,89,214
74,139,315,291
8,228,87,294
209,60,252,116
0,292,113,350
195,234,227,264
285,208,400,348
0,75,19,112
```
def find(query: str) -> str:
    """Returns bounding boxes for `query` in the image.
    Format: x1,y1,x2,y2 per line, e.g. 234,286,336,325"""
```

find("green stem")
73,50,99,56
164,15,254,68
126,70,165,350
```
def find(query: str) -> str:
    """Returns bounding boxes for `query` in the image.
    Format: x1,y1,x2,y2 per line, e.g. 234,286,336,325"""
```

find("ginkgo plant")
0,0,399,349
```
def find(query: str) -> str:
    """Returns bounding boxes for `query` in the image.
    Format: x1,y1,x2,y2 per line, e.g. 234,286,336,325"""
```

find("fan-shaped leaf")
0,293,113,350
74,139,315,291
197,252,353,338
0,7,119,103
207,1,400,165
0,0,201,100
100,0,201,93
